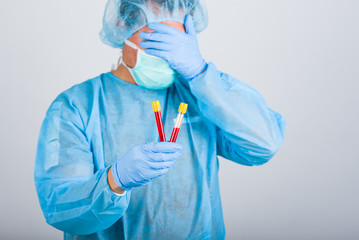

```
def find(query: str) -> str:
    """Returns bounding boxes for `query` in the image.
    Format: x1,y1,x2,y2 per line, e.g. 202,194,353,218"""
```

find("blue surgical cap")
100,0,208,48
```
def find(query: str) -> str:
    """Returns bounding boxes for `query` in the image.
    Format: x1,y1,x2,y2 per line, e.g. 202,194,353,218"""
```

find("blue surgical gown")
34,62,286,239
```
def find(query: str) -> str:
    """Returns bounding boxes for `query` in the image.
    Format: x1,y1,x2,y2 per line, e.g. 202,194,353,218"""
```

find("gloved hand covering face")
100,0,208,48
140,15,207,80
111,141,182,191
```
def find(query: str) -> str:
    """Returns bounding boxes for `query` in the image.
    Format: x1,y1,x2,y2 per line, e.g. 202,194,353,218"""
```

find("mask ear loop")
124,39,140,50
122,40,140,69
118,53,140,85
125,39,163,60
119,40,140,85
119,56,130,68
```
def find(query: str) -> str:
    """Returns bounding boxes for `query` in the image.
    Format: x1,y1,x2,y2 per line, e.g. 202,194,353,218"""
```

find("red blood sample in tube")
154,111,166,142
169,127,180,143
152,101,166,142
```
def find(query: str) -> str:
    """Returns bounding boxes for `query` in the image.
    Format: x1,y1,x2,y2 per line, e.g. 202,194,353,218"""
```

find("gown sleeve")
188,62,286,166
34,94,130,235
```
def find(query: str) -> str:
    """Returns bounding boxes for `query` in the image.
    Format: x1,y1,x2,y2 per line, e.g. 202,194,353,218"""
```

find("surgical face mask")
121,40,177,90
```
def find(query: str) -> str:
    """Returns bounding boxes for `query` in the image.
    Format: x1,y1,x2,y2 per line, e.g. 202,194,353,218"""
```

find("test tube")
152,101,166,142
169,103,188,143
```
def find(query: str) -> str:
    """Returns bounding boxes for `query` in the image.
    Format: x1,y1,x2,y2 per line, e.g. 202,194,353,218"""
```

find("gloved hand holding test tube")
152,101,188,143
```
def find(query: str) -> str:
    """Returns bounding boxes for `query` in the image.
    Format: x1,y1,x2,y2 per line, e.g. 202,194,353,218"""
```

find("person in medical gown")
34,0,286,239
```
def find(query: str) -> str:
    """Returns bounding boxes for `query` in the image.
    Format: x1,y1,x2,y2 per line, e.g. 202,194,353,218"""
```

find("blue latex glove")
139,15,207,80
111,142,182,191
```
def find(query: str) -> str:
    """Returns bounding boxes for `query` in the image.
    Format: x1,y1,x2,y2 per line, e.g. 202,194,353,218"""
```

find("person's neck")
111,64,137,85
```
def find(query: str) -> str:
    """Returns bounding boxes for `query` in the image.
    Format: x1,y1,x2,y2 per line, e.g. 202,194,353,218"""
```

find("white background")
0,0,358,239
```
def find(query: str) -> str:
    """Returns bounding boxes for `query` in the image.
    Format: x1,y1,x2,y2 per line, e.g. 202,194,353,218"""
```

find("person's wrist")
185,60,208,81
107,167,126,194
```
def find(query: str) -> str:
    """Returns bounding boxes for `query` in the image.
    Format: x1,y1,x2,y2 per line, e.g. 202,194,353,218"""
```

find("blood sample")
169,102,188,143
152,101,166,142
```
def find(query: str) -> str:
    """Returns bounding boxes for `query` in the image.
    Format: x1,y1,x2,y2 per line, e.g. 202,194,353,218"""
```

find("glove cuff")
186,60,208,81
111,163,133,191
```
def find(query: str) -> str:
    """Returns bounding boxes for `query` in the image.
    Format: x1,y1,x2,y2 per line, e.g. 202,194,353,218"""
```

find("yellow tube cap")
178,103,188,114
152,101,161,112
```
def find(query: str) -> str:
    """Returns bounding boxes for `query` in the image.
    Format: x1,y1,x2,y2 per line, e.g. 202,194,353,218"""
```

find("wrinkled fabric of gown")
35,62,286,239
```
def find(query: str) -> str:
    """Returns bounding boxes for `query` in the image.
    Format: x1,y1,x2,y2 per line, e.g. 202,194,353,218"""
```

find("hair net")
100,0,208,48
